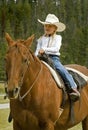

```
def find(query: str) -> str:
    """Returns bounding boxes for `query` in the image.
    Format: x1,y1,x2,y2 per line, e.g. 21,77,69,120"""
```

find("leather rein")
18,55,42,101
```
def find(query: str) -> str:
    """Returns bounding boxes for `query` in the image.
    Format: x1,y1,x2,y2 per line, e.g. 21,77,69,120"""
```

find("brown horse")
5,33,88,130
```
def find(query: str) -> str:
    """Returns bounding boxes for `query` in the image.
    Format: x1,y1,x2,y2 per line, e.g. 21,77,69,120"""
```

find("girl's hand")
39,49,45,54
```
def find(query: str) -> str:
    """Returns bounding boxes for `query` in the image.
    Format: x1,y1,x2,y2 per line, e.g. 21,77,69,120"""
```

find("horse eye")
23,58,27,63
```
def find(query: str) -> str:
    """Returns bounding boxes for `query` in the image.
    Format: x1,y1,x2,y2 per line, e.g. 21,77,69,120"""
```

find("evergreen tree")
0,0,88,80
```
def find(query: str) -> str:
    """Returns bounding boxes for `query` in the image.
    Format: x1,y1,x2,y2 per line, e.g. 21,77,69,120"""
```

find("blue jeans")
49,55,77,89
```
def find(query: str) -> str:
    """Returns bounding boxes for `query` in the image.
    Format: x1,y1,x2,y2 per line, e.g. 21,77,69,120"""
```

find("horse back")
65,64,88,76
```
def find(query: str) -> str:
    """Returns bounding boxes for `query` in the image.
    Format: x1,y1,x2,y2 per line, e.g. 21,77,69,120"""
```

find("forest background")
0,0,88,80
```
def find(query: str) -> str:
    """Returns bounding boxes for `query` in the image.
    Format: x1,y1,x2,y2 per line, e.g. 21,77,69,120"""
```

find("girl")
35,14,80,101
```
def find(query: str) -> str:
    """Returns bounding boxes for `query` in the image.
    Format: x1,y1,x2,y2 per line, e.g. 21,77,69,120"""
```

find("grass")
0,83,12,130
0,109,13,130
0,83,9,104
0,82,5,94
69,123,82,130
0,95,9,104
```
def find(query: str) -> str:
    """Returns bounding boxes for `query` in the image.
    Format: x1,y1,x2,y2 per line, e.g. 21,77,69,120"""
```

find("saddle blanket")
42,61,88,88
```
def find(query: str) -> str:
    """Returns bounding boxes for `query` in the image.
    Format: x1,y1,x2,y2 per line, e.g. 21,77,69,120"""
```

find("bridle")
5,43,42,101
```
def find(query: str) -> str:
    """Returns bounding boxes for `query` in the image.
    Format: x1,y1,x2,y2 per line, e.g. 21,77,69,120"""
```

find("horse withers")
5,33,88,130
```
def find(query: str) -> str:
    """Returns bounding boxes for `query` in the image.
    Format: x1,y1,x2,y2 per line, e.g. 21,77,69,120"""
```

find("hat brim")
38,19,66,32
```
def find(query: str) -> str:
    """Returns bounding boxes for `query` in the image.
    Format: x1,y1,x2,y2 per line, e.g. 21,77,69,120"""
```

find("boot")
69,88,80,102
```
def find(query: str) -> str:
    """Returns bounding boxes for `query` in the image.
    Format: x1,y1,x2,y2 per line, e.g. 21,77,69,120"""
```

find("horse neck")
28,57,41,81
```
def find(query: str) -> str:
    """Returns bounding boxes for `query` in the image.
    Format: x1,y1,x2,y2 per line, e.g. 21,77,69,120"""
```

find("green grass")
0,83,9,104
0,83,5,94
0,83,12,130
0,95,9,104
69,123,82,130
0,109,13,130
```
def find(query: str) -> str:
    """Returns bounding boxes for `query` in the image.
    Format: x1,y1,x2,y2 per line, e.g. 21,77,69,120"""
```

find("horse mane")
28,48,41,63
17,42,38,62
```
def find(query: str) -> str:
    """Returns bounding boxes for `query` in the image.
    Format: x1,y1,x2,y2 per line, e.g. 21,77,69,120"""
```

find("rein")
16,44,43,101
19,63,42,101
18,60,43,102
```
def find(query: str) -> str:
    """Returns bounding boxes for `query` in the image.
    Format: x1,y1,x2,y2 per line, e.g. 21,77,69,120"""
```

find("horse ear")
5,33,14,46
24,34,34,47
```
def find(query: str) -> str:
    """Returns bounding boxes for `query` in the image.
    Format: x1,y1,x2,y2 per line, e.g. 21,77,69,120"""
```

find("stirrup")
69,92,80,102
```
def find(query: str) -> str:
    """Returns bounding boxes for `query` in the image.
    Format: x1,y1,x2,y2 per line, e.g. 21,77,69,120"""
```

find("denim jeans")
49,55,77,89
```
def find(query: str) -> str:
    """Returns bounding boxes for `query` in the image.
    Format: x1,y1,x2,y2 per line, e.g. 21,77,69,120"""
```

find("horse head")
5,33,34,99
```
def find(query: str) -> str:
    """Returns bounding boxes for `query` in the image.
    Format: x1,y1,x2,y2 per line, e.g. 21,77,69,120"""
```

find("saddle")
38,53,87,90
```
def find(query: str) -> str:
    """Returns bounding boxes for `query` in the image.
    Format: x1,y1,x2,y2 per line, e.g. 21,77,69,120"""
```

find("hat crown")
45,14,59,23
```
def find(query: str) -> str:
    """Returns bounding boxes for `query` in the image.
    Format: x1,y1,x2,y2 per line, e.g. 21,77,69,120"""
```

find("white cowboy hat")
38,14,66,32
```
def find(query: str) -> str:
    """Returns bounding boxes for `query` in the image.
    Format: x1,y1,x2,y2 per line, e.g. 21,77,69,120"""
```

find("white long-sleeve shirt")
35,34,62,56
